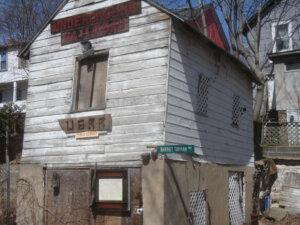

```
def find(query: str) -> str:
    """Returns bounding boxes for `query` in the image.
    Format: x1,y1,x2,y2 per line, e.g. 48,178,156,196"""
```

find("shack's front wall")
22,0,171,166
165,22,254,166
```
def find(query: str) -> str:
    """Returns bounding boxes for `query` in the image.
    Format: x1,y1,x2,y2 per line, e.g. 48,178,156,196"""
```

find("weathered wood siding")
165,22,254,166
22,0,171,166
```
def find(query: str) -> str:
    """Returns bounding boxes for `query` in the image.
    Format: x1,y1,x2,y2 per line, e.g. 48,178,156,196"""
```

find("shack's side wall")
22,0,171,166
165,21,254,166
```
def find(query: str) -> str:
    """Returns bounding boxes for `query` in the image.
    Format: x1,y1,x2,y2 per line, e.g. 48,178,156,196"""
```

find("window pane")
1,61,6,70
1,52,6,61
277,24,288,38
276,37,289,51
98,178,123,201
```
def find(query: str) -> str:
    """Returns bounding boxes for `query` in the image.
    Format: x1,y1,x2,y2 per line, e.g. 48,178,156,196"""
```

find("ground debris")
260,214,300,225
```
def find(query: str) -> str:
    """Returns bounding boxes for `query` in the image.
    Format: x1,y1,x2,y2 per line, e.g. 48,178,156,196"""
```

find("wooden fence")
262,122,300,146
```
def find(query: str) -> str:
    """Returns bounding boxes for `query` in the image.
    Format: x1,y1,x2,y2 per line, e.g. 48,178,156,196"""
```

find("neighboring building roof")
19,0,261,85
245,0,281,32
172,4,230,51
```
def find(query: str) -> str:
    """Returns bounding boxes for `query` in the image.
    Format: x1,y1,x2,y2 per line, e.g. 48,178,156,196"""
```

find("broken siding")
165,22,254,166
22,0,171,165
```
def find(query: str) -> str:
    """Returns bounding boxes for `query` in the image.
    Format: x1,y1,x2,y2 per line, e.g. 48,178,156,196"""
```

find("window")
94,170,129,211
286,62,300,71
72,53,108,111
190,190,206,225
16,80,28,101
228,171,245,225
232,94,242,126
0,83,13,103
0,51,7,70
272,22,292,52
197,74,209,115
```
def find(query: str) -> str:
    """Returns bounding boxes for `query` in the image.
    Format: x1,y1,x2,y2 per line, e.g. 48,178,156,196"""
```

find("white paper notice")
98,178,123,201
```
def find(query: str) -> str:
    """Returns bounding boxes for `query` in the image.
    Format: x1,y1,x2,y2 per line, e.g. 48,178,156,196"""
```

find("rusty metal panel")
46,169,91,225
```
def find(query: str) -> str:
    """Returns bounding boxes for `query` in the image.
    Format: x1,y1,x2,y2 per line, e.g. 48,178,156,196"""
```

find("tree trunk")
198,0,207,37
253,84,264,122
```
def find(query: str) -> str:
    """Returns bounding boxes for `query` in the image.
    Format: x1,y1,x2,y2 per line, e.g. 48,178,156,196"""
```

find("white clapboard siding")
165,22,254,166
23,0,171,165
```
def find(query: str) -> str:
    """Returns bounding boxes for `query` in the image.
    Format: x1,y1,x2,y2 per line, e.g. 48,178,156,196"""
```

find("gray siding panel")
165,22,254,166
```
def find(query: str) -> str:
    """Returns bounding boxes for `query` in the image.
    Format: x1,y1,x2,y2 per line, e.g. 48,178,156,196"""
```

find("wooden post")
5,122,10,225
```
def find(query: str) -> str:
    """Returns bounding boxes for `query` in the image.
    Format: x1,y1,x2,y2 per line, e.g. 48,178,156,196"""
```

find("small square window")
197,74,209,115
94,170,129,211
72,54,108,111
0,51,7,70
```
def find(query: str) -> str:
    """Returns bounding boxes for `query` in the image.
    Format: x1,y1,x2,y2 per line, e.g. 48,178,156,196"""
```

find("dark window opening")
1,51,7,70
286,62,300,71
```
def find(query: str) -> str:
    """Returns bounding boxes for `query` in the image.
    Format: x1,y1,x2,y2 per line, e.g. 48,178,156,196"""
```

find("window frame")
0,51,7,71
94,169,129,212
71,51,108,112
272,21,292,53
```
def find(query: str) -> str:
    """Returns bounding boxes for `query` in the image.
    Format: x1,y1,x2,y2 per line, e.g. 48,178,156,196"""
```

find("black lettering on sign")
58,114,112,133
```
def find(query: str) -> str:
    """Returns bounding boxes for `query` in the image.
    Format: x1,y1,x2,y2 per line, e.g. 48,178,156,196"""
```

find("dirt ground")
260,214,300,225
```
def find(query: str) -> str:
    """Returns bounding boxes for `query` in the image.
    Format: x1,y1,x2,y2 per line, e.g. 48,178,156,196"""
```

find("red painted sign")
51,0,141,45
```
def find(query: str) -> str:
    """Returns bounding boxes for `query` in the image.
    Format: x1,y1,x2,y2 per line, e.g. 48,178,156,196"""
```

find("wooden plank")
108,66,167,82
92,57,107,108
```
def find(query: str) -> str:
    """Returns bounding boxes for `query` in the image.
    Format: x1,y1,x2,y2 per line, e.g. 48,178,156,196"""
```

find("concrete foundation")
16,164,44,225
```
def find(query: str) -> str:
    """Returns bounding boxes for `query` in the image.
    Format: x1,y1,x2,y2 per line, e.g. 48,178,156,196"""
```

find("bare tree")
155,0,300,122
212,0,299,122
0,0,63,45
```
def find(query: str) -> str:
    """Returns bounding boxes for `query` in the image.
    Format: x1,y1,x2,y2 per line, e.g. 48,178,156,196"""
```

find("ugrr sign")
51,0,141,45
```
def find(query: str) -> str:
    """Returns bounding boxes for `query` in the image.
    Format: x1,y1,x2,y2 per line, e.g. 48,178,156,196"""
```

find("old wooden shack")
17,0,260,224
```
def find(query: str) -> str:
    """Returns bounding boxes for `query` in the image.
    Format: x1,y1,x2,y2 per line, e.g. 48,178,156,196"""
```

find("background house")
0,44,28,108
0,42,28,224
17,0,259,224
0,43,28,163
246,0,300,214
